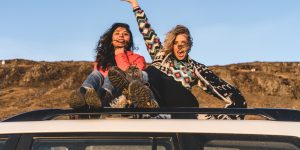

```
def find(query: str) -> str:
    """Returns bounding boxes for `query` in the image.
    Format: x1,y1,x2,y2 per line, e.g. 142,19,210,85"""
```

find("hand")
121,0,139,9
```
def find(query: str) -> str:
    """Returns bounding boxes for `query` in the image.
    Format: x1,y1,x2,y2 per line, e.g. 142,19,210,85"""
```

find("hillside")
0,59,299,120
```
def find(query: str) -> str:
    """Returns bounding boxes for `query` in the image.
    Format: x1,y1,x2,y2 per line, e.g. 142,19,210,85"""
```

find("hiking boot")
108,66,133,92
85,88,101,109
128,80,159,108
100,90,114,107
69,87,87,109
125,66,143,81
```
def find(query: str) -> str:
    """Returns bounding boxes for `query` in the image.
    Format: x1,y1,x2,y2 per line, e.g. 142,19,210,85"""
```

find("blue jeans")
82,70,149,99
82,70,115,97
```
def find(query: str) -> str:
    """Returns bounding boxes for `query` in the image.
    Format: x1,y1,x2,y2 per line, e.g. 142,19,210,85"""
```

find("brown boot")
128,80,159,108
85,88,101,109
108,66,133,92
69,87,86,109
100,90,114,107
125,66,143,80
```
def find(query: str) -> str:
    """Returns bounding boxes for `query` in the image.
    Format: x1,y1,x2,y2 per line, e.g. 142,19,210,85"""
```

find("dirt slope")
0,59,299,120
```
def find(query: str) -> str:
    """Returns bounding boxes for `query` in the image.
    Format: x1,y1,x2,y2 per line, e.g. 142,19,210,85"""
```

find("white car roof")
1,119,300,137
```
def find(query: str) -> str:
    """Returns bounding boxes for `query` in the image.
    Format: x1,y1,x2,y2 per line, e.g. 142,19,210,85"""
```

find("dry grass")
1,60,299,120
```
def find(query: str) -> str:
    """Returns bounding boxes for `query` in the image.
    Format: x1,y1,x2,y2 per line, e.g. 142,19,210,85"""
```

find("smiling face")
111,27,131,48
173,34,190,60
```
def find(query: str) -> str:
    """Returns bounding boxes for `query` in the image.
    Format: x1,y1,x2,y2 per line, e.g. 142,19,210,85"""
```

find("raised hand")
121,0,139,9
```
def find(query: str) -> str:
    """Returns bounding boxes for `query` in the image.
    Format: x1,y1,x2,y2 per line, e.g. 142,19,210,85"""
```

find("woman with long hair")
115,0,247,119
69,22,148,109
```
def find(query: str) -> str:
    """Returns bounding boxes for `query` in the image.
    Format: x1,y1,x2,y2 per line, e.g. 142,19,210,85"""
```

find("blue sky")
0,0,299,66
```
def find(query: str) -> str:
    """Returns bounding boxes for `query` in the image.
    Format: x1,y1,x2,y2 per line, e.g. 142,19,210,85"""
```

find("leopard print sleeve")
133,7,163,61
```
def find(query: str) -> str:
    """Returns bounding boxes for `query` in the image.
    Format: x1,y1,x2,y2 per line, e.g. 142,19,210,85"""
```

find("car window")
178,133,300,150
31,138,173,150
0,139,7,150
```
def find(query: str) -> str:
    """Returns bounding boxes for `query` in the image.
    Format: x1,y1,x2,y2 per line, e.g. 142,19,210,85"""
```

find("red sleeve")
134,55,146,70
115,53,131,71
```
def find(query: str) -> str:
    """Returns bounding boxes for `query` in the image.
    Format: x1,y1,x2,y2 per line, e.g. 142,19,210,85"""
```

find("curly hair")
163,25,193,55
95,23,135,71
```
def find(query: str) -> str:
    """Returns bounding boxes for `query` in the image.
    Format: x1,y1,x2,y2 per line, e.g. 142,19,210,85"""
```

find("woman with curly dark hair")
69,23,147,110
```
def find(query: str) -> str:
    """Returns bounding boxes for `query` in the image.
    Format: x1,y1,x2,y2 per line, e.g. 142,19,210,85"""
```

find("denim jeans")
82,70,149,98
82,70,115,97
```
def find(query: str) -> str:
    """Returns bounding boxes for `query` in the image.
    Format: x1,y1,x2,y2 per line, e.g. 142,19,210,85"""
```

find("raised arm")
122,0,163,61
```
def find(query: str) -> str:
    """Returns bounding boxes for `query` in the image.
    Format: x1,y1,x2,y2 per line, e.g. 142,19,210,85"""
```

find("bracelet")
133,6,140,11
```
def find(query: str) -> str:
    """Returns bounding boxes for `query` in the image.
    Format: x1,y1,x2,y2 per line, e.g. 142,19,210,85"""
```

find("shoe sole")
108,67,130,91
126,66,142,80
69,89,86,109
128,80,159,108
85,88,101,109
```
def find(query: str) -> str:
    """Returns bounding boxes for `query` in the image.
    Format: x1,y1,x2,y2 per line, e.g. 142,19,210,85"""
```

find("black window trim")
179,133,300,150
11,132,300,150
16,132,180,150
0,134,21,150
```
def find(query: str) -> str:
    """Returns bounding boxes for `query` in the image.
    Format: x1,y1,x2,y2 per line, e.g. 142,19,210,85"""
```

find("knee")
145,66,158,74
90,70,104,79
91,70,102,76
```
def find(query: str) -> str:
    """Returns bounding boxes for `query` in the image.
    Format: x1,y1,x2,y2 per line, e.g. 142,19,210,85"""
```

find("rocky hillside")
0,59,299,120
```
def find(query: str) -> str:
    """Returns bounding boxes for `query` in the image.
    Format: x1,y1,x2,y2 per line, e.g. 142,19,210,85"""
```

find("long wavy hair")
95,23,135,71
163,25,193,55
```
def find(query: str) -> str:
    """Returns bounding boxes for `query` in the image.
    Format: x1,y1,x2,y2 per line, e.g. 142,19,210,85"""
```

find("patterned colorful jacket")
133,7,247,114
